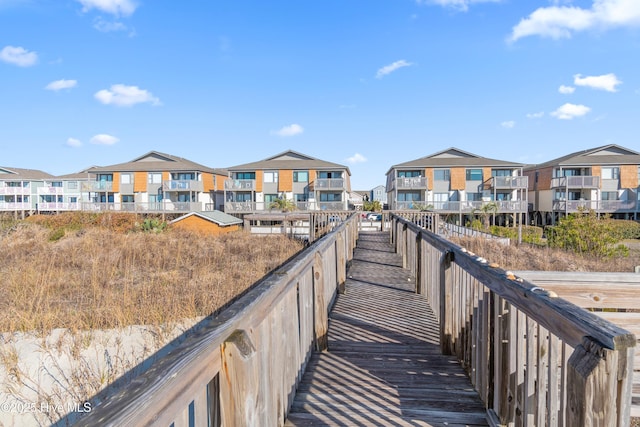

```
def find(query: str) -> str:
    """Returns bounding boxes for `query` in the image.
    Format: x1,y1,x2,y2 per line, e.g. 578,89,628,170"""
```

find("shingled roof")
86,151,228,175
227,150,351,175
532,144,640,168
387,147,523,175
0,166,54,180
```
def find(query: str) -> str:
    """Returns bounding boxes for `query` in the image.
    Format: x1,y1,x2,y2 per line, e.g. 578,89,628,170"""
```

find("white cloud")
573,73,622,92
76,0,137,17
66,138,82,147
526,111,545,118
45,79,78,91
94,84,161,107
93,17,127,32
90,134,119,145
271,124,304,137
558,85,575,94
0,45,37,67
501,121,515,128
346,153,367,164
550,103,591,119
416,0,502,12
510,0,640,42
376,60,413,79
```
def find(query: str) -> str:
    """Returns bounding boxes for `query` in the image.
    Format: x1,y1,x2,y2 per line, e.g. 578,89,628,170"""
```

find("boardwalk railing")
391,213,636,426
76,213,358,427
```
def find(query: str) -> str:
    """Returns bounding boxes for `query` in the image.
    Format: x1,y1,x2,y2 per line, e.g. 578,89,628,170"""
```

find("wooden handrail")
391,213,636,426
76,214,358,426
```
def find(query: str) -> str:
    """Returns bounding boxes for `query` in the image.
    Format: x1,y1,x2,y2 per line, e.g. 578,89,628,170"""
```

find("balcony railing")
0,186,31,196
427,200,528,213
225,201,256,212
162,180,204,192
0,202,32,210
81,201,205,213
37,202,80,211
224,179,256,191
550,176,600,189
312,178,345,190
552,199,639,212
37,187,64,195
318,201,345,210
486,176,528,189
396,177,428,189
81,181,114,192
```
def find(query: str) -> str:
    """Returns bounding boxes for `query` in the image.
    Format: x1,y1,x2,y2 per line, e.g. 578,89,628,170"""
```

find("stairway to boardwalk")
285,231,489,427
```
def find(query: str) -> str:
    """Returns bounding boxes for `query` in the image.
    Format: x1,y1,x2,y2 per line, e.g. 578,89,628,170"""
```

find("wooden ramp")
286,231,488,427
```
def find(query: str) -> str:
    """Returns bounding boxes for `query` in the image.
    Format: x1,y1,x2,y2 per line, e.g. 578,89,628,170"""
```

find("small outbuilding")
169,211,243,235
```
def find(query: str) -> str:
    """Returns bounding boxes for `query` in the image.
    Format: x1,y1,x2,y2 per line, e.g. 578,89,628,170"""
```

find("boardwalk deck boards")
285,231,488,426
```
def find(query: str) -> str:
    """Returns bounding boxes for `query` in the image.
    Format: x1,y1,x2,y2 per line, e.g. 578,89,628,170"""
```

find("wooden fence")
76,213,359,426
392,214,636,426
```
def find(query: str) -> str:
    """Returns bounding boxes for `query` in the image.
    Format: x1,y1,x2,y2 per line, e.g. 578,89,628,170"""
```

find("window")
264,194,279,204
52,181,63,187
492,170,512,177
69,197,77,203
174,173,195,180
320,193,342,201
434,169,450,181
235,193,253,202
466,193,482,201
68,181,78,190
236,172,255,180
295,193,307,202
98,174,113,182
263,172,278,183
601,192,618,201
7,182,22,187
148,173,162,184
398,171,421,178
293,171,308,182
318,171,341,179
466,169,483,181
397,192,421,201
122,195,134,203
121,174,131,184
602,167,620,180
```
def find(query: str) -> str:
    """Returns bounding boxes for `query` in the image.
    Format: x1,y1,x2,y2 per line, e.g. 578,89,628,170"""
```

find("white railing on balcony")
225,201,256,212
551,176,600,189
37,187,64,195
162,180,203,192
396,177,428,189
0,202,31,210
81,201,205,213
395,201,428,210
0,186,31,196
314,178,345,189
318,201,345,210
81,181,114,192
428,200,528,213
224,179,256,190
553,199,639,212
487,176,528,189
37,202,80,211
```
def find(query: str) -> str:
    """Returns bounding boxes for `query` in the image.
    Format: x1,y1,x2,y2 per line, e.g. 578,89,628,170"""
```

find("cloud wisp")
76,0,138,17
90,134,119,145
95,84,161,107
271,124,304,137
66,138,83,148
346,153,367,164
574,73,622,92
510,0,640,42
551,103,591,120
46,79,78,91
0,45,37,67
558,85,575,94
526,112,545,119
416,0,502,12
501,121,515,129
376,60,412,79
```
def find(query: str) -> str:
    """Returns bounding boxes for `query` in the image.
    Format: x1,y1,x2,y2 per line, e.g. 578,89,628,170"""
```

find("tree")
269,197,296,212
472,202,498,230
363,200,382,212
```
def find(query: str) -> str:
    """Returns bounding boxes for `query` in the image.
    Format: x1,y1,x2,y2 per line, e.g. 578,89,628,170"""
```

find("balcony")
0,202,31,211
311,178,345,190
38,202,80,211
318,201,345,211
225,179,256,191
428,200,528,213
225,201,256,212
486,176,528,190
162,180,204,192
395,201,429,211
550,176,600,189
37,187,64,196
552,199,639,213
80,201,206,213
396,177,428,190
0,186,30,196
81,181,114,192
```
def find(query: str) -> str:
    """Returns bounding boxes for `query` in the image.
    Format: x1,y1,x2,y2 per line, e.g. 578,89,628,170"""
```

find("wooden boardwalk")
286,231,488,426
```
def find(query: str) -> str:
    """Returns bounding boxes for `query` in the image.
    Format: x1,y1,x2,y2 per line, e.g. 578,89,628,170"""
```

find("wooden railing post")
336,231,346,294
220,329,258,426
566,337,629,426
313,252,328,352
415,231,423,294
440,250,455,355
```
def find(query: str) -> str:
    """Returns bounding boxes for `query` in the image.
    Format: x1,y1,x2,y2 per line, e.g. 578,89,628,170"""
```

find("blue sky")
1,0,639,190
